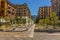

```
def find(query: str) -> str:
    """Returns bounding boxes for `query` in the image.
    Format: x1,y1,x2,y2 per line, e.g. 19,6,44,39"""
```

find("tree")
45,17,50,28
0,17,3,28
50,12,58,29
38,19,45,26
15,17,21,24
4,16,10,23
21,18,26,24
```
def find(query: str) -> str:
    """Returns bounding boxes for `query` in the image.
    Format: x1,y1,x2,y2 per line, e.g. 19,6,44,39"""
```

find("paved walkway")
0,24,35,38
0,32,60,40
0,24,60,40
33,32,60,40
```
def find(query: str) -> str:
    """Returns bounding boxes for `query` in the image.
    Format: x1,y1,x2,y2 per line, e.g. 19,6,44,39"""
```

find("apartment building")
15,3,31,18
0,0,31,18
0,0,16,19
38,6,52,19
51,0,60,19
0,0,7,17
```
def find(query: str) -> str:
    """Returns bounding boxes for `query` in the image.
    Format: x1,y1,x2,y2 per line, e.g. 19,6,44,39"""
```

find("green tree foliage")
38,12,58,29
38,19,45,25
15,17,21,24
4,16,10,22
45,17,50,24
45,17,50,28
22,18,26,24
50,12,58,29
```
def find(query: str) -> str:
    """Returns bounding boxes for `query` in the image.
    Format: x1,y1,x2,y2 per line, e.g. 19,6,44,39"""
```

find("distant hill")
32,15,37,23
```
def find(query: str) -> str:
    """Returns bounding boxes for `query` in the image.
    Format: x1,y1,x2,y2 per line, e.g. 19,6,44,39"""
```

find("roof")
7,0,16,8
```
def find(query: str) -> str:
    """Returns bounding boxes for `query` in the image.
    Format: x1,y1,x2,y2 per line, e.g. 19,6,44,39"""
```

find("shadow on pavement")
34,29,60,33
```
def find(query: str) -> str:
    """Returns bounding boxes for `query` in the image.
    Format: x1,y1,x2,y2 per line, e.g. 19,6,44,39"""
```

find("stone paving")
0,32,60,40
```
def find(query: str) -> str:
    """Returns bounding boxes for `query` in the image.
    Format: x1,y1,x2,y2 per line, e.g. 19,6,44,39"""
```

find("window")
12,12,14,15
8,7,10,9
12,9,14,11
19,8,23,10
1,1,4,7
24,10,26,14
1,5,4,7
17,13,20,16
7,11,11,14
1,10,4,13
1,1,4,4
24,8,26,9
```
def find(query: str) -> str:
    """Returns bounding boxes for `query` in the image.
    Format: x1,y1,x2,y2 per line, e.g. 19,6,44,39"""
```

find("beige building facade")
38,6,52,19
0,0,31,18
51,0,60,19
15,3,31,18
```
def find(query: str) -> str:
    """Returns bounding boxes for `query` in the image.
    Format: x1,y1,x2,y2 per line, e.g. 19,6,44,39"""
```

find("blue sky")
9,0,51,15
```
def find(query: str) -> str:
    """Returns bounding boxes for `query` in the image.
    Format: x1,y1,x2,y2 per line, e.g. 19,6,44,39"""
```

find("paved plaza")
0,32,60,40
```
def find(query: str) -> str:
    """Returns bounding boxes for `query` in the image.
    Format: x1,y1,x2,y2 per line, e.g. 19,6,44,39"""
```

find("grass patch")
36,24,45,29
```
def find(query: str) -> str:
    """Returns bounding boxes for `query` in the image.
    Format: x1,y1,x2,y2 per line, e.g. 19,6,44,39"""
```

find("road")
0,32,60,40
